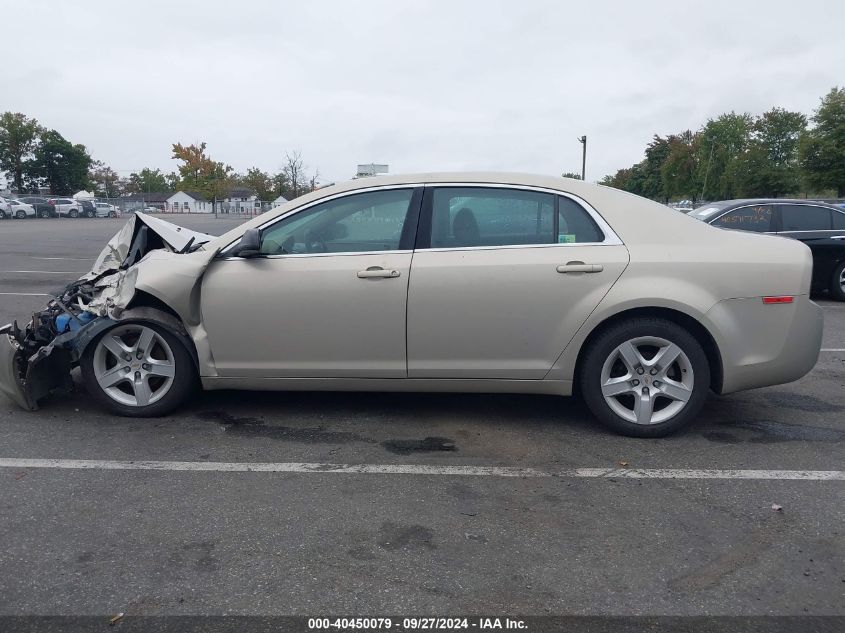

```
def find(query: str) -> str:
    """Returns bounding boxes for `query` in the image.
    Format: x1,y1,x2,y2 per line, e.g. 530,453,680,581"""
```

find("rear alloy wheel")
830,261,845,302
85,210,95,218
580,318,710,437
81,321,196,417
69,209,79,218
0,210,5,219
40,210,51,218
15,210,26,219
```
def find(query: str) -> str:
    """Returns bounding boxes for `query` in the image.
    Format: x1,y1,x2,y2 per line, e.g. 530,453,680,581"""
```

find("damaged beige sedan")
0,173,824,437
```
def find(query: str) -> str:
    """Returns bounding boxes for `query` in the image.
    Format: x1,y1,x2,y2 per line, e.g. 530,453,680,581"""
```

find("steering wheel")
305,230,328,253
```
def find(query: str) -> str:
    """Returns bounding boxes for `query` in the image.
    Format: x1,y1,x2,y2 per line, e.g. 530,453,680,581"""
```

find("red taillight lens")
762,296,794,304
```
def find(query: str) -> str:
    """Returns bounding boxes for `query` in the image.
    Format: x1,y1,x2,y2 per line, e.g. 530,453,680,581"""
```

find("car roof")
707,198,843,210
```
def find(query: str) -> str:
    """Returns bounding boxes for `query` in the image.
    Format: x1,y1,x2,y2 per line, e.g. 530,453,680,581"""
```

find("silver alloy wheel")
599,336,695,425
92,324,176,407
840,266,845,293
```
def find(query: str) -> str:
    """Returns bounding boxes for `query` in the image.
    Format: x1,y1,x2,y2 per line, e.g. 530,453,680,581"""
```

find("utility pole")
578,135,587,181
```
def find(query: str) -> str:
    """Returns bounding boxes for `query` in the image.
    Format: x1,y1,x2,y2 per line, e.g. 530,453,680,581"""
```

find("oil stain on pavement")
196,410,458,455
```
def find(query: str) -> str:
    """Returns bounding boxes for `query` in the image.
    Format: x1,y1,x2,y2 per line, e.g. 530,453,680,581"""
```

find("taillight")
762,296,794,305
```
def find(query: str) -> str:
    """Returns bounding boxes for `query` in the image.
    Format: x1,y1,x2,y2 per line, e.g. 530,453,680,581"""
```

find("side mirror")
232,228,262,258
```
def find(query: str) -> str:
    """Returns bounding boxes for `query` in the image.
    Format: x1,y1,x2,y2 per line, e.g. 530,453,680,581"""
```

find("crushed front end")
0,213,213,411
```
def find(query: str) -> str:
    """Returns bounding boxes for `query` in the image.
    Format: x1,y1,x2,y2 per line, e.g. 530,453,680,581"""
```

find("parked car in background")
94,202,121,218
692,199,845,300
47,198,82,218
78,200,98,218
143,206,160,213
0,174,824,438
0,198,36,219
16,196,55,218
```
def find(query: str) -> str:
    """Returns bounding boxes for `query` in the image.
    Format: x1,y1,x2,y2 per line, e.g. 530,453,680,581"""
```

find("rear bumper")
709,295,823,394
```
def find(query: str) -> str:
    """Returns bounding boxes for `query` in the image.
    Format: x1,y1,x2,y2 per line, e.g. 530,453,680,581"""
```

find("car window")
710,205,773,232
558,196,604,243
834,211,845,230
780,204,832,231
429,187,554,248
259,188,414,255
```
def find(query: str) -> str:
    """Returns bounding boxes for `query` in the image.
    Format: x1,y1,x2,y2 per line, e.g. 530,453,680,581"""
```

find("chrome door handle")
556,263,603,274
357,267,401,279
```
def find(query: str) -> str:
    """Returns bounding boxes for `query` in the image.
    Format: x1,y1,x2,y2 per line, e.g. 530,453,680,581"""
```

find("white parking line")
0,292,50,296
821,348,845,352
0,458,842,480
30,257,91,261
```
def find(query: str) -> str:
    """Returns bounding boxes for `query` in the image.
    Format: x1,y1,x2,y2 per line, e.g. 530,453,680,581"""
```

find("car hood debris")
0,213,216,411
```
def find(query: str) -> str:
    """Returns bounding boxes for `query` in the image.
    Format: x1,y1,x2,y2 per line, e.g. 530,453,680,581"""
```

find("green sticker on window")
558,234,576,243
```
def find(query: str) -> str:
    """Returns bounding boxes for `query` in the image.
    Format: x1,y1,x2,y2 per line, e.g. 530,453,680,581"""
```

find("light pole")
578,135,587,181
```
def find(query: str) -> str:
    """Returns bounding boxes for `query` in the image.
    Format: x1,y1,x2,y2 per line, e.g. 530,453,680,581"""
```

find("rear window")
711,205,773,232
781,204,831,231
691,206,725,219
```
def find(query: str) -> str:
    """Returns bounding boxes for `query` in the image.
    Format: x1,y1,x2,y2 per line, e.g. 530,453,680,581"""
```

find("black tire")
109,211,116,218
0,210,5,219
830,260,845,302
579,317,711,438
81,320,196,417
85,210,94,218
69,209,79,218
15,210,26,219
39,210,51,218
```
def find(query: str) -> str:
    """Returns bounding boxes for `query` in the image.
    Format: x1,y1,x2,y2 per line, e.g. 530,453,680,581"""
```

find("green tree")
89,161,122,197
126,168,176,194
800,87,845,197
661,131,698,201
0,112,43,192
28,130,92,195
171,142,233,200
238,167,275,201
561,172,582,180
737,108,806,197
695,112,752,200
600,163,646,196
641,135,672,201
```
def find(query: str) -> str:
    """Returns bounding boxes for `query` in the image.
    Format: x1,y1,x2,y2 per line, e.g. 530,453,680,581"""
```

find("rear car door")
777,203,845,292
406,185,629,379
201,186,421,378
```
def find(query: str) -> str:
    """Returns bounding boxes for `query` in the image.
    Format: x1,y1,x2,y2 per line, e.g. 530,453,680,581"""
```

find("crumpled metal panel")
0,213,219,411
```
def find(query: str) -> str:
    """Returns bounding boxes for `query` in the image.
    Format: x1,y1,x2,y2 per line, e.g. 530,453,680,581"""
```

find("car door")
201,186,421,378
777,203,845,290
406,185,629,379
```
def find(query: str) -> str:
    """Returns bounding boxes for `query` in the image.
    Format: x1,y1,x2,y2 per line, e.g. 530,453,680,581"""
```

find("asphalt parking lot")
0,215,843,618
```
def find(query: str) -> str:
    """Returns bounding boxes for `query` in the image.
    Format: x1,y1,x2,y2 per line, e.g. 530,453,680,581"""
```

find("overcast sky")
2,0,843,185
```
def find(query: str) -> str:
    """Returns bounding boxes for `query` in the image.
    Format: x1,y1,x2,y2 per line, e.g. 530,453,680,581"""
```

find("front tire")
579,317,710,437
81,321,196,417
69,209,79,218
39,210,51,218
15,210,26,219
830,261,845,302
85,210,95,218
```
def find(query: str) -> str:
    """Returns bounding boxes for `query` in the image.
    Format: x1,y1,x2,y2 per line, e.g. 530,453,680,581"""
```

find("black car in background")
692,199,845,300
16,196,55,218
78,200,97,217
